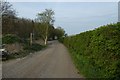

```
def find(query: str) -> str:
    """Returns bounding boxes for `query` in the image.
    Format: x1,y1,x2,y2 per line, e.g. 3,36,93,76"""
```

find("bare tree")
1,1,16,35
0,1,16,16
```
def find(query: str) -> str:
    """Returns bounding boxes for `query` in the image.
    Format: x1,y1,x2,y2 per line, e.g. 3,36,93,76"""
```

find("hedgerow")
61,23,120,79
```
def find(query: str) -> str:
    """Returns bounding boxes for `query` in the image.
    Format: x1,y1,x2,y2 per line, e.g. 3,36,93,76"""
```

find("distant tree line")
1,1,66,45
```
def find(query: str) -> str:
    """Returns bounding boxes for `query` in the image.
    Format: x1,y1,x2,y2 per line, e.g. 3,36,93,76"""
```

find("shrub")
2,34,21,44
23,43,45,52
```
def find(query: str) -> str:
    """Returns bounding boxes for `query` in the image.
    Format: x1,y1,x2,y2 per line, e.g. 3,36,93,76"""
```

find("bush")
2,34,21,44
23,43,45,52
62,23,120,79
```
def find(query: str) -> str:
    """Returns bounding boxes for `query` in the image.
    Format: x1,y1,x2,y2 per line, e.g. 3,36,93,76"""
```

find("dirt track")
2,41,82,78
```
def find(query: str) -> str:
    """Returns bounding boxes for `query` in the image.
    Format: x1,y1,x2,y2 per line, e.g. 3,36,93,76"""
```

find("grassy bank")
60,23,120,79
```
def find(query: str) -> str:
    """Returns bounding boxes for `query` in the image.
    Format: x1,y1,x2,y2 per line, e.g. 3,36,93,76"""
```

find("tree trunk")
44,24,48,45
44,35,48,45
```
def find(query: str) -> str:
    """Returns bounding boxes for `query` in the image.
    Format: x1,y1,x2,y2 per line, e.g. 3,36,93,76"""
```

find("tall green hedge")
62,23,120,79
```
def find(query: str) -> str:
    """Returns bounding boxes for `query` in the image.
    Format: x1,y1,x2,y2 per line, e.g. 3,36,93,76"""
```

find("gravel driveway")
2,40,82,78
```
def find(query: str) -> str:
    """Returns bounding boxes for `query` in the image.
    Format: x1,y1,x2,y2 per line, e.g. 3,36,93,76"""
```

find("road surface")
2,41,82,78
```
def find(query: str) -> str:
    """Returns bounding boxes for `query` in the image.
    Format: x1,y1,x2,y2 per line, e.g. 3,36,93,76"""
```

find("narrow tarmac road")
2,41,82,78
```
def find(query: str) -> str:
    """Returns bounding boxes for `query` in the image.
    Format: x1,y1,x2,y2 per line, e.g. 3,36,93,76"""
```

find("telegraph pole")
30,33,33,46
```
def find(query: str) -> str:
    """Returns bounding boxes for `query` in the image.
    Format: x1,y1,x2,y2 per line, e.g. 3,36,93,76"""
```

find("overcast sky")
11,2,118,35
